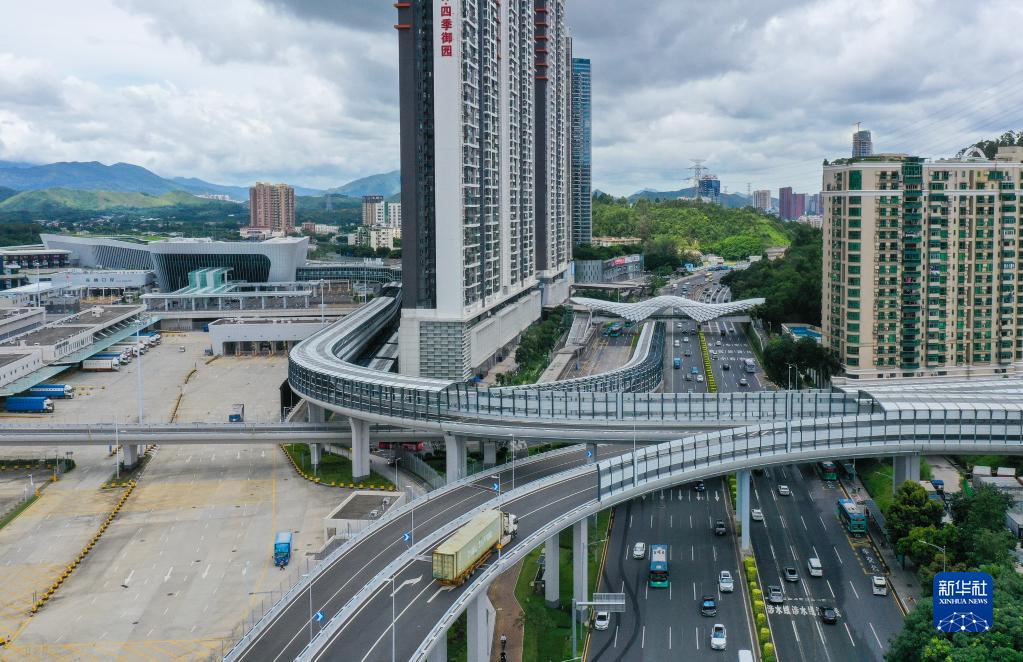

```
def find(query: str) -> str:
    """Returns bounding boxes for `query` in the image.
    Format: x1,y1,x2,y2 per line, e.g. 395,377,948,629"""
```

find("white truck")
871,575,888,596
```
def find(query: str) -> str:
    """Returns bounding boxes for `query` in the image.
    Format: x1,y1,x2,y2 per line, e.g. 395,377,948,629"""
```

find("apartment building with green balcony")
823,146,1023,380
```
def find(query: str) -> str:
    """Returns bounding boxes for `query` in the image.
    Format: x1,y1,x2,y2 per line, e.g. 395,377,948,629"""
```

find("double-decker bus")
816,461,838,482
742,358,757,373
648,544,669,587
836,498,868,535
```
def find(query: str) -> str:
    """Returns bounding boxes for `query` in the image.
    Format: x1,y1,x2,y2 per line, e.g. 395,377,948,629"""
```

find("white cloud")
1,0,1023,195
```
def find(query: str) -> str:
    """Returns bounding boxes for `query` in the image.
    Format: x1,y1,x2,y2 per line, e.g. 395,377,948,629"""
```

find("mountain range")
626,186,774,209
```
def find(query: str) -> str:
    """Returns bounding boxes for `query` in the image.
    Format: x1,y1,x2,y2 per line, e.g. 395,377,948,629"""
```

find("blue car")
691,366,699,374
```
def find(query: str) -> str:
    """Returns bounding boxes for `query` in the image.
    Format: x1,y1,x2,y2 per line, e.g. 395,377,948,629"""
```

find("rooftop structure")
570,295,765,323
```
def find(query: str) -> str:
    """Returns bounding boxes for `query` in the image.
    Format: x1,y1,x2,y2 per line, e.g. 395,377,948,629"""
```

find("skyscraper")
793,193,806,218
395,0,569,380
852,129,873,157
248,183,295,233
362,195,385,227
752,189,772,213
698,175,721,200
570,57,592,245
823,146,1023,380
778,186,794,220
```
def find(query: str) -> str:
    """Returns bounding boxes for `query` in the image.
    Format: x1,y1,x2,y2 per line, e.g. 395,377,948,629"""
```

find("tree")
886,481,945,544
948,484,1013,534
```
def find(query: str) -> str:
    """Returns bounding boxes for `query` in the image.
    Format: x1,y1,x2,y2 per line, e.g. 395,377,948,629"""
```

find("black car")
714,520,727,536
694,480,706,492
722,363,730,371
820,605,838,624
700,595,718,616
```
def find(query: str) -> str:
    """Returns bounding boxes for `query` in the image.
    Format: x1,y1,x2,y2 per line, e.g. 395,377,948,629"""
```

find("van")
738,651,755,662
807,557,823,577
178,345,186,352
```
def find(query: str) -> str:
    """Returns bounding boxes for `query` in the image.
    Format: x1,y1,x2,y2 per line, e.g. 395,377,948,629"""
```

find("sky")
2,0,1023,195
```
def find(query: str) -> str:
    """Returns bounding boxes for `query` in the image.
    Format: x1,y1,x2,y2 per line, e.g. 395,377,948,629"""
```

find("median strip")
697,329,718,392
743,555,777,662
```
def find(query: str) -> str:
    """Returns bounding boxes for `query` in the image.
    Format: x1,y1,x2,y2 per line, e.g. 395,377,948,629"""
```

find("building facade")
778,186,794,220
570,57,592,245
699,175,721,200
752,189,772,213
248,183,295,233
362,195,386,227
852,129,873,158
823,147,1023,380
386,202,402,228
395,0,571,380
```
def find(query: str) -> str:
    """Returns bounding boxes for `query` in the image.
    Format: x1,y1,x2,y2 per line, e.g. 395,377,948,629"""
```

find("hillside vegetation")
0,188,241,213
592,194,789,261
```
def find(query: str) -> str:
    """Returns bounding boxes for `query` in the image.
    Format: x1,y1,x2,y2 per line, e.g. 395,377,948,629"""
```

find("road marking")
712,546,717,563
668,625,672,649
780,514,787,529
691,545,695,561
670,515,673,528
357,579,436,662
790,545,798,560
826,579,836,598
818,514,826,528
641,625,645,648
427,586,454,603
833,546,844,564
769,543,776,560
689,514,692,528
791,620,800,642
669,582,672,600
849,580,860,599
645,582,648,600
695,627,699,650
650,515,653,528
390,575,423,597
124,569,135,586
613,625,619,647
800,515,808,530
869,622,883,650
692,582,696,600
163,567,173,583
844,623,856,646
629,514,633,528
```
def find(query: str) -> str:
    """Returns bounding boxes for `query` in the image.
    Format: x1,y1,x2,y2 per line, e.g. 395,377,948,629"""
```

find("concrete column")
737,469,751,554
545,534,560,608
893,454,920,491
483,441,497,467
444,433,467,484
349,417,371,480
123,444,139,469
427,633,447,662
587,442,598,464
307,403,326,424
309,443,322,468
572,519,588,607
466,592,494,662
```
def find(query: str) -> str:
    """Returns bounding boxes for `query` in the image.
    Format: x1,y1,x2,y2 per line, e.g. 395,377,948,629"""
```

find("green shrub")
759,627,771,645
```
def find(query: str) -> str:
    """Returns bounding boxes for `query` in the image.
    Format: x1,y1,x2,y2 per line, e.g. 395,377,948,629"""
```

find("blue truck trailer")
27,384,75,399
6,396,54,413
274,532,293,567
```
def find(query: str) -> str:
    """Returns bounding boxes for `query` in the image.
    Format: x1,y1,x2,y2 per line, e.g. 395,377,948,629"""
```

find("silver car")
632,542,647,559
718,570,734,593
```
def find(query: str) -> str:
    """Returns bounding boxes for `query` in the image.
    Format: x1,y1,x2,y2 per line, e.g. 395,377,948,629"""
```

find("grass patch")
859,459,894,512
282,444,393,488
0,494,38,531
495,307,572,387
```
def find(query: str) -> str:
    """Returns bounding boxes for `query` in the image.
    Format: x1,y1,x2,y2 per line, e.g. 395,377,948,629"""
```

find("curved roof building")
570,295,765,323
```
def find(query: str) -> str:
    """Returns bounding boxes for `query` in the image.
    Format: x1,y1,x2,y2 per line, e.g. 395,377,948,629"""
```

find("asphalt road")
749,464,905,662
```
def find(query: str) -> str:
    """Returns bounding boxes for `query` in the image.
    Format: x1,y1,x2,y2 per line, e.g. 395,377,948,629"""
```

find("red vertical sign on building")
440,1,453,56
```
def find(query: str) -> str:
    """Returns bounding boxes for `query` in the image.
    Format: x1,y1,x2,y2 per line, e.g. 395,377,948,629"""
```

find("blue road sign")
933,571,993,633
492,482,500,491
313,611,325,623
402,532,411,543
586,449,593,458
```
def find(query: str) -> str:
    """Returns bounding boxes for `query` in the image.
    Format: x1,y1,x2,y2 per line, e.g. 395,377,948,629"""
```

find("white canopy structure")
570,295,765,323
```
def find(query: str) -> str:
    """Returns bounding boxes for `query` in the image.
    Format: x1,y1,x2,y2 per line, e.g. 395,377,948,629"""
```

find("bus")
648,544,669,588
836,498,867,535
742,358,757,373
817,461,838,482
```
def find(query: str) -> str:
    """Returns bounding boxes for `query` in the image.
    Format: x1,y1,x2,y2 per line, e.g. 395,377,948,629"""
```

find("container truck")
5,396,54,413
432,510,518,586
27,384,75,399
228,404,245,423
95,351,129,364
273,531,293,567
83,358,120,372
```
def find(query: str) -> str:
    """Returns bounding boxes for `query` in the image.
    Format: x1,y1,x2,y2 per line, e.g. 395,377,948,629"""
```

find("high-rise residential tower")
362,195,386,227
852,129,873,157
395,0,569,380
823,146,1023,381
248,183,295,234
752,189,772,213
570,56,592,245
778,186,794,220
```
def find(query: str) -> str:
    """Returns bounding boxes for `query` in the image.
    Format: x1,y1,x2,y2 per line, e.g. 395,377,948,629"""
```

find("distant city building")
797,215,823,229
248,183,295,234
574,254,644,283
570,57,592,245
301,222,317,234
591,236,642,247
394,0,571,380
698,175,721,200
386,202,402,229
852,128,873,157
764,247,788,261
793,193,806,218
778,186,794,220
752,189,772,213
362,195,386,227
806,192,822,215
823,146,1023,380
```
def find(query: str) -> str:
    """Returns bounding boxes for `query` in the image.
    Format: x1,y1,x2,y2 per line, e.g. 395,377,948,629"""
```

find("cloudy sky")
2,0,1023,195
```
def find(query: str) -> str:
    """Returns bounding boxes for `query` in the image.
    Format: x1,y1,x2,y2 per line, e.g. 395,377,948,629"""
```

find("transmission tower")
689,159,706,201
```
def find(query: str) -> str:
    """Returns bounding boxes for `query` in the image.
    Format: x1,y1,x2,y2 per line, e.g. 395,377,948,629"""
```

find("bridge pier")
309,443,322,469
349,417,371,480
466,592,494,662
893,454,920,491
307,404,326,470
122,443,140,470
545,534,560,607
483,440,497,467
737,469,751,554
444,433,467,483
427,633,447,662
572,519,588,608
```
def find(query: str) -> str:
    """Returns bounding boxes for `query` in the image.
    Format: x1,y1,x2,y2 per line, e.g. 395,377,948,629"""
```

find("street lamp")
919,539,947,574
786,363,798,390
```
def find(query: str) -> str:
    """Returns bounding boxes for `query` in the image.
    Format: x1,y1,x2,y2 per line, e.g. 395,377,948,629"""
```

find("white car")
710,624,727,650
674,339,681,347
718,570,734,593
751,508,764,521
593,611,610,631
715,340,722,346
632,542,647,559
696,374,705,382
872,575,888,596
777,485,791,496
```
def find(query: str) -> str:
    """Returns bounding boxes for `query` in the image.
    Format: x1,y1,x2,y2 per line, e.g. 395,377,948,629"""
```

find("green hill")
0,188,241,213
592,193,790,260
